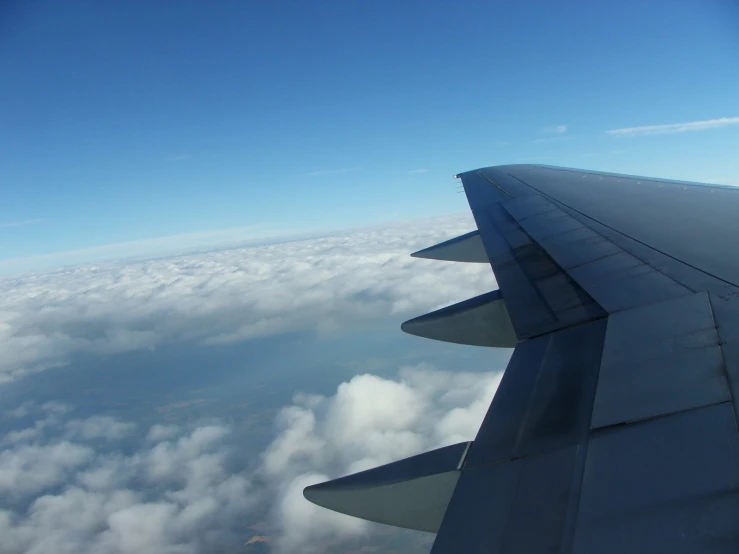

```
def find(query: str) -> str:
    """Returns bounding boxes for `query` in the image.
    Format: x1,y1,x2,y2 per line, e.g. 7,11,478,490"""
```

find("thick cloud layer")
0,366,502,554
0,402,255,554
0,215,495,383
0,216,506,552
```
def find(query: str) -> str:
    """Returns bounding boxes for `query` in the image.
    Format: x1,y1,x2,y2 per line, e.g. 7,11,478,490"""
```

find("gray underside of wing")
304,164,739,554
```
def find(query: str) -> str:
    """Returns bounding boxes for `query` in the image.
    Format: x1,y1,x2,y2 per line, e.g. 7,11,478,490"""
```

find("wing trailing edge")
303,442,471,533
410,230,488,262
401,290,517,348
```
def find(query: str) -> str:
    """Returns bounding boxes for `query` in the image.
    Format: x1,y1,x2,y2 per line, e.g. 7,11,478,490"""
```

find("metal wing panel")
430,461,522,554
591,292,730,428
429,165,739,554
538,227,622,270
497,192,695,313
472,205,605,340
306,164,739,554
502,164,739,287
512,320,605,458
432,446,581,554
499,445,579,554
430,319,606,553
574,402,739,554
473,211,560,337
463,333,550,466
485,165,739,425
532,193,739,423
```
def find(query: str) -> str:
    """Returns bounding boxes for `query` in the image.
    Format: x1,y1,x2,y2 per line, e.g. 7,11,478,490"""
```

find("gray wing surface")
305,164,739,554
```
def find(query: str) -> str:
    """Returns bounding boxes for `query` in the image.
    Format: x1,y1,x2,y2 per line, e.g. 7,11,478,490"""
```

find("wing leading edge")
305,165,739,554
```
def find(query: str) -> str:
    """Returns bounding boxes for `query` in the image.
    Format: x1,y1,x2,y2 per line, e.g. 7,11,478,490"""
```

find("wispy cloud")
541,124,567,134
709,177,739,186
305,167,360,176
0,218,47,229
0,225,304,275
406,168,429,174
607,117,739,136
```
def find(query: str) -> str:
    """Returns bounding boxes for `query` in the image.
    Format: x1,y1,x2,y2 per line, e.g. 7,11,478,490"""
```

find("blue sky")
2,0,738,267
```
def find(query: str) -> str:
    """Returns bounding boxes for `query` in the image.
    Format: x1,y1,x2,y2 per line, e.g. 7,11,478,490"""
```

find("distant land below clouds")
0,213,506,554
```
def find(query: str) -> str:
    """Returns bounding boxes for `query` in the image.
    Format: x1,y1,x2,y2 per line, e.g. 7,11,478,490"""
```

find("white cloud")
0,214,504,552
260,364,503,553
541,124,567,134
0,219,47,229
147,424,180,443
275,471,368,553
0,441,94,498
0,365,504,553
0,224,302,274
0,215,494,383
606,116,739,136
0,404,256,554
64,416,136,441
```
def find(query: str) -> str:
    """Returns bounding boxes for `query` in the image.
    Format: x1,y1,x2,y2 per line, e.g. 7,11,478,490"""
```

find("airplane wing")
304,164,739,553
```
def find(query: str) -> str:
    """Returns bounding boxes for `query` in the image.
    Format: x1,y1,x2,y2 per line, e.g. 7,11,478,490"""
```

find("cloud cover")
0,402,256,554
606,116,739,136
261,365,502,553
0,215,506,552
0,366,502,553
0,214,495,384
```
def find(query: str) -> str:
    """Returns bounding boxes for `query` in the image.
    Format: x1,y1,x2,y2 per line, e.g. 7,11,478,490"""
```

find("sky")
2,3,739,552
2,0,739,269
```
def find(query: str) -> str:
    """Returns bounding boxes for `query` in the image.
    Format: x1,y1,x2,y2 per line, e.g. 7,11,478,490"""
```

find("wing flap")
431,445,579,554
591,291,729,428
464,319,607,467
574,402,739,554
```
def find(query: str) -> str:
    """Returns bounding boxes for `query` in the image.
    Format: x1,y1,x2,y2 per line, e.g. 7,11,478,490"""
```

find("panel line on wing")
476,170,515,199
429,165,739,554
501,196,693,314
477,204,606,339
434,318,608,554
507,170,739,290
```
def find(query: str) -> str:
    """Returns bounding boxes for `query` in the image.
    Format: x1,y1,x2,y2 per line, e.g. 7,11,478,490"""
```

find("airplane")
304,164,739,553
